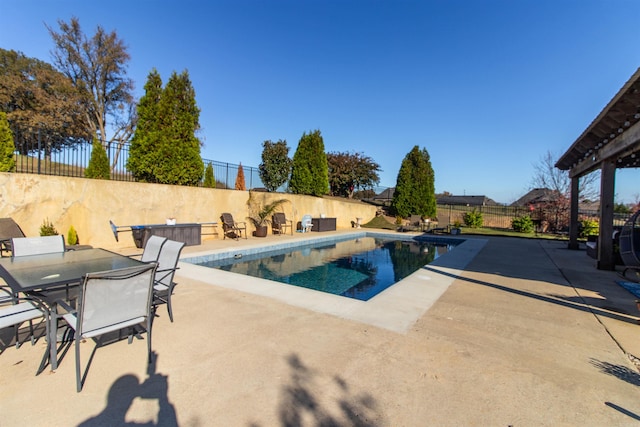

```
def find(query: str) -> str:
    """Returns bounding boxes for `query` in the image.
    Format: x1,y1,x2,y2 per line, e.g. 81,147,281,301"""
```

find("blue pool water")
192,236,460,301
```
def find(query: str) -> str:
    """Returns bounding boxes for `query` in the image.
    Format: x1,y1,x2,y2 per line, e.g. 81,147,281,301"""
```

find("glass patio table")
0,248,145,370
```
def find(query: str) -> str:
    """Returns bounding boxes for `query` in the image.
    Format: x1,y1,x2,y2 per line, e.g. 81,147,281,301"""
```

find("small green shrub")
463,208,483,228
67,225,78,245
40,218,59,236
0,112,16,172
512,215,534,233
579,219,599,238
85,137,111,179
203,163,215,188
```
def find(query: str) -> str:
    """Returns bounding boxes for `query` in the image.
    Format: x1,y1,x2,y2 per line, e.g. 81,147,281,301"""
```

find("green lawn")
362,215,572,241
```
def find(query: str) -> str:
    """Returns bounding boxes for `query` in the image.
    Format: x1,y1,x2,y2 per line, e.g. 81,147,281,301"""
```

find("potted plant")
450,219,462,235
246,191,289,237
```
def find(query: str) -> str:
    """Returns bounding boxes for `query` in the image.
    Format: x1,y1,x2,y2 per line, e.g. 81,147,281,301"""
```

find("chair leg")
75,338,82,392
147,318,152,364
167,290,174,323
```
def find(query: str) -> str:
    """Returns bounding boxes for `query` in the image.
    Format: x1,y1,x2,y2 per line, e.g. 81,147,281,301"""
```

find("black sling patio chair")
0,218,26,257
272,212,293,235
220,213,247,240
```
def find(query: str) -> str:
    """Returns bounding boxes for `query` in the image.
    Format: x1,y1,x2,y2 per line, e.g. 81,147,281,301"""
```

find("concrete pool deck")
2,231,640,425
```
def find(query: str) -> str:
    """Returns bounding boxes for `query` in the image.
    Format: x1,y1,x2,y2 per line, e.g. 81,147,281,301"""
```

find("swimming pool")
179,232,486,333
189,235,460,301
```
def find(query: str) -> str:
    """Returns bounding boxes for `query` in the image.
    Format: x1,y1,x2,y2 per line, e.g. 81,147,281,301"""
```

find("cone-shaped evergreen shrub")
85,137,110,179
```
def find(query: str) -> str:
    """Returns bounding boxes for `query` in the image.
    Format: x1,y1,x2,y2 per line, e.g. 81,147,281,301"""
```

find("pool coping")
178,231,487,333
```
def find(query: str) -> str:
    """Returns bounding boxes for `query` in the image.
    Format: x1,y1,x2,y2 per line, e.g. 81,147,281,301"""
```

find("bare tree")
531,150,599,202
47,17,135,169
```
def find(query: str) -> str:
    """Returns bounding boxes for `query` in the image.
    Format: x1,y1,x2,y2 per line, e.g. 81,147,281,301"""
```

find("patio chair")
55,263,157,392
131,235,167,263
300,215,313,233
0,287,47,353
152,239,185,323
619,210,640,282
0,218,26,257
11,235,65,257
220,213,247,240
272,212,293,235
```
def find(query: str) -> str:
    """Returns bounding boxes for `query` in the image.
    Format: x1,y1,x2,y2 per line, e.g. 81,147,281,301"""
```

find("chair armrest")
54,298,77,315
155,267,180,283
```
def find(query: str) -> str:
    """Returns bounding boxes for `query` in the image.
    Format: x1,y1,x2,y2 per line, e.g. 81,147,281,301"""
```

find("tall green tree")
259,139,292,192
327,151,380,198
47,17,135,168
391,145,436,218
290,129,329,196
128,69,204,185
127,69,163,182
155,70,203,185
0,112,15,172
85,136,110,179
0,48,89,154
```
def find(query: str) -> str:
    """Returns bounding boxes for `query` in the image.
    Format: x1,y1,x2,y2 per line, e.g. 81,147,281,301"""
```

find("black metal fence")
10,131,268,189
365,186,633,231
9,129,631,230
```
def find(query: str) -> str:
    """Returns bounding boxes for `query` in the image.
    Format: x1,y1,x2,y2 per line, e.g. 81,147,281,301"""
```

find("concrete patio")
1,231,640,426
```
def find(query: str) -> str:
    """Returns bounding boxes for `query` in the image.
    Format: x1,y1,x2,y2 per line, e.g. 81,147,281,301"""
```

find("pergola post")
568,176,579,250
597,160,616,270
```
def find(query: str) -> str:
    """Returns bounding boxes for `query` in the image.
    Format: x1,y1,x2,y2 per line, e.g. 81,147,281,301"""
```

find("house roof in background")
510,188,559,207
435,195,499,206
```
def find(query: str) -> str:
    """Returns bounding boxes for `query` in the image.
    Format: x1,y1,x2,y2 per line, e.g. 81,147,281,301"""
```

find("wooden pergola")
556,67,640,270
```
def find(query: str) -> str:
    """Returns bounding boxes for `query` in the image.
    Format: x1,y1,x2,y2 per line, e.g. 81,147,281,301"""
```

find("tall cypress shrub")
391,146,436,218
128,69,163,182
156,70,203,185
235,163,246,190
290,129,329,196
128,69,204,185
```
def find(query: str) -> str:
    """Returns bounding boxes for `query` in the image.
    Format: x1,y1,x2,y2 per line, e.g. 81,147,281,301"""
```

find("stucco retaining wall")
0,173,377,249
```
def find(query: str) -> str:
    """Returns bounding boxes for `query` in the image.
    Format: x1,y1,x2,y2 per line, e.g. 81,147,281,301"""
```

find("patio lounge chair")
220,213,247,240
619,210,640,282
152,239,185,322
55,263,157,392
272,212,293,235
0,218,26,257
300,215,313,233
405,215,424,232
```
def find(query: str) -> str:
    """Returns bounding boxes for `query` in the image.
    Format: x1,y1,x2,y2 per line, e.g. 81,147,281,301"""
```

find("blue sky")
2,0,639,204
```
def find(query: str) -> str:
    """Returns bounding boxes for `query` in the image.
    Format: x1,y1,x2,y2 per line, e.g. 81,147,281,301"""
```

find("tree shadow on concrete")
78,352,179,426
251,353,385,427
590,358,640,387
